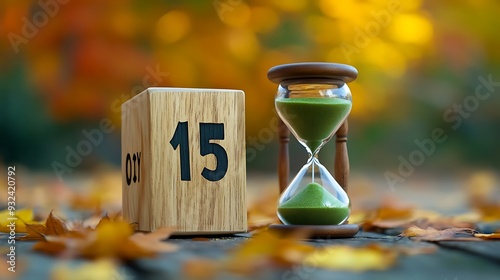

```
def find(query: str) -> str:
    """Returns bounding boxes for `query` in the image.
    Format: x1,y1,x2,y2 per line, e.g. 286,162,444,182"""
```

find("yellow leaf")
304,244,397,272
225,230,315,274
0,208,40,233
32,216,177,260
80,220,135,259
51,260,119,280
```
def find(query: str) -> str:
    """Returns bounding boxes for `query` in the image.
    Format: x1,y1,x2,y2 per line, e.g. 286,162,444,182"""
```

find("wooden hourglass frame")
268,62,359,238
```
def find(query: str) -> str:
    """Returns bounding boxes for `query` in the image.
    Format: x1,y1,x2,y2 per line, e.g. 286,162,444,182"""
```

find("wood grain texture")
334,120,349,193
122,88,247,234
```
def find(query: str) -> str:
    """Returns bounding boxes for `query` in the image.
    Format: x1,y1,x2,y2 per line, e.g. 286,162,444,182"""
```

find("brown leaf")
33,238,69,256
19,224,48,241
399,226,478,241
18,212,69,241
46,211,68,235
362,206,478,233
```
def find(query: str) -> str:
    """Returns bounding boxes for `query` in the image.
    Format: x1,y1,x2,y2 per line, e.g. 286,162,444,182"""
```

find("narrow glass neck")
306,150,320,163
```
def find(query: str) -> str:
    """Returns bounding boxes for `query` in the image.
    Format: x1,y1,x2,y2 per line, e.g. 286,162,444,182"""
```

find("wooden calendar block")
122,87,246,234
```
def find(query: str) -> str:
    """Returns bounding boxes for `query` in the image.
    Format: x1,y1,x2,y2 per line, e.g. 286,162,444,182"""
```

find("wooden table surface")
2,173,500,280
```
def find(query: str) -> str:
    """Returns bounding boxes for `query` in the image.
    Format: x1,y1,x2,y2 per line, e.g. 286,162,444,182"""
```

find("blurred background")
1,0,499,184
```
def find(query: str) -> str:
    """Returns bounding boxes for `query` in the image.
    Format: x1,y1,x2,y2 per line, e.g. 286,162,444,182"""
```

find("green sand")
277,183,349,225
276,98,351,152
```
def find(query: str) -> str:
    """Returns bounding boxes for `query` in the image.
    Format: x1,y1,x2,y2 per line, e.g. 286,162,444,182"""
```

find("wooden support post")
334,120,349,194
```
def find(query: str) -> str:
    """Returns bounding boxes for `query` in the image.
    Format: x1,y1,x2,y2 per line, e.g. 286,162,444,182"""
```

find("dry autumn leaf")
33,218,177,260
474,233,500,239
399,226,477,241
181,230,316,277
361,199,477,233
229,230,315,272
304,244,397,272
19,211,69,241
128,227,178,254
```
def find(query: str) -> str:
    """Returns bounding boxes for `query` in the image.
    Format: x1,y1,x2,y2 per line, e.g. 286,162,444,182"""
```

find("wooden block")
122,87,246,234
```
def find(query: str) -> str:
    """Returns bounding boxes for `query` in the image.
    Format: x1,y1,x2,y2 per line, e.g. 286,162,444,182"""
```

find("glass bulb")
275,79,352,226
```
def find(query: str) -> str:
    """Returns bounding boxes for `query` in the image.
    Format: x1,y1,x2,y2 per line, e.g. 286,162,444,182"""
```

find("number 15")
170,122,228,182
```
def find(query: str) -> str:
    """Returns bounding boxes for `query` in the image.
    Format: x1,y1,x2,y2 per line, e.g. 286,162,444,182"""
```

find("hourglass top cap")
267,62,358,84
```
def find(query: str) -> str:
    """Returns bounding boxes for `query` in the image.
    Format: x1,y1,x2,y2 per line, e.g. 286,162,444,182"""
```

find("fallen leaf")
180,230,316,277
304,244,397,272
224,230,315,274
128,227,178,254
32,217,177,260
51,259,120,280
399,226,477,241
19,211,69,241
78,220,138,259
474,233,500,240
0,208,42,233
362,206,477,233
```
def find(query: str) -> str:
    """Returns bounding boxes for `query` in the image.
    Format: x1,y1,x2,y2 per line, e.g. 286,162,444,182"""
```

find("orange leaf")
33,239,68,256
128,227,178,254
19,211,69,241
18,224,47,241
31,216,177,260
474,233,500,240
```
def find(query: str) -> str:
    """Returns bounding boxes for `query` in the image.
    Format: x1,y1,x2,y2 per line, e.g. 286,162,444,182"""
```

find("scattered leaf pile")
16,212,177,260
400,226,500,242
360,198,478,233
182,230,437,278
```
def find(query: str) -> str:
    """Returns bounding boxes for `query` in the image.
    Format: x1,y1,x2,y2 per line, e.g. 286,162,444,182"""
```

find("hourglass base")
268,223,359,238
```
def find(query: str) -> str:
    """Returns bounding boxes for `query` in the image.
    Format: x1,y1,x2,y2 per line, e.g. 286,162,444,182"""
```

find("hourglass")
268,62,359,237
